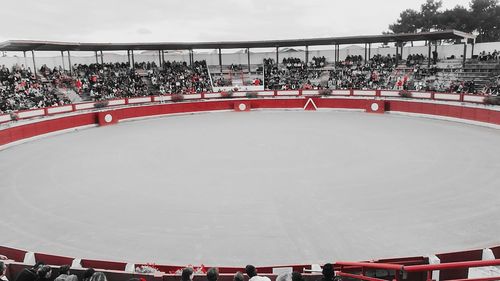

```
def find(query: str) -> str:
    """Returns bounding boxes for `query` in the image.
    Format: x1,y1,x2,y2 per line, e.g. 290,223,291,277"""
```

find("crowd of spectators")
2,51,500,116
310,56,326,68
406,54,426,67
150,60,211,95
1,261,339,281
0,64,71,114
328,54,397,90
264,58,323,90
263,54,406,91
73,62,149,101
9,262,105,281
478,50,499,61
73,60,211,101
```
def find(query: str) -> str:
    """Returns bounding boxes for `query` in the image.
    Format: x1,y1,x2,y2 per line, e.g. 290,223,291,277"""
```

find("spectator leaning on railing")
0,261,8,281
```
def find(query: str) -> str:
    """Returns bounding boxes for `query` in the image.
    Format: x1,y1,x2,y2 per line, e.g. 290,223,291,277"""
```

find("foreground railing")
336,259,500,281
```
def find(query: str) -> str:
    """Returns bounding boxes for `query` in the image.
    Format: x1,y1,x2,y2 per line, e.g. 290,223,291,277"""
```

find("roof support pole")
364,43,367,64
305,45,309,64
100,51,104,65
95,51,99,64
400,43,404,62
127,50,131,68
333,45,336,64
434,42,438,64
336,44,339,64
462,42,467,67
189,49,193,66
471,40,475,59
247,48,251,74
158,50,161,68
31,50,37,79
161,50,165,68
427,42,432,67
395,42,399,66
218,48,222,73
67,51,72,76
368,43,371,62
60,51,65,72
275,46,279,67
23,51,27,69
131,50,135,69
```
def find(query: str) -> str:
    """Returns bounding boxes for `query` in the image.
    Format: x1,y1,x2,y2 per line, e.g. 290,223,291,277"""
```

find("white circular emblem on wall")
238,103,247,111
370,103,379,112
104,114,113,123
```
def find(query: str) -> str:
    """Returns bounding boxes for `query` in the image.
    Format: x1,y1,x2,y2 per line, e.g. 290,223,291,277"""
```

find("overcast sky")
0,0,472,43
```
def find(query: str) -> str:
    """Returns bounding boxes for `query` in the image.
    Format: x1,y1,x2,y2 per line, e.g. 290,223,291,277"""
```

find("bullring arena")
1,30,500,281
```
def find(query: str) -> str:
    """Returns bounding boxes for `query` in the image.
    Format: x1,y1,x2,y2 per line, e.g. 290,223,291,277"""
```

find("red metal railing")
336,259,500,281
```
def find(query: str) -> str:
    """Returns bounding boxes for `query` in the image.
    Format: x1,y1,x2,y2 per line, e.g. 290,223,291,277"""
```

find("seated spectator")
233,272,244,281
182,267,194,281
245,265,270,281
54,265,71,281
316,263,339,281
0,261,8,281
276,272,304,281
82,268,95,281
206,268,219,281
66,275,79,281
89,272,107,281
291,273,304,281
36,265,52,281
14,262,44,281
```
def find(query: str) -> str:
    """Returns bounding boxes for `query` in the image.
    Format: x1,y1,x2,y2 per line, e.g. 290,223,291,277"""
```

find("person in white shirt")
245,265,271,281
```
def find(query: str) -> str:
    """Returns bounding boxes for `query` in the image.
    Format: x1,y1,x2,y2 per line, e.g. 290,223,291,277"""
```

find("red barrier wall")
1,98,499,149
0,246,27,262
436,249,483,281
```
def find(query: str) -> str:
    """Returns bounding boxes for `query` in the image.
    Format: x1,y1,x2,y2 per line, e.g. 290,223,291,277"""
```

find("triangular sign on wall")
304,98,318,111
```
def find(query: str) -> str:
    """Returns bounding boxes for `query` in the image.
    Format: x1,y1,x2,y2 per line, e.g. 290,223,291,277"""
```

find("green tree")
389,9,421,34
387,0,500,42
470,0,500,42
420,0,443,31
438,5,474,32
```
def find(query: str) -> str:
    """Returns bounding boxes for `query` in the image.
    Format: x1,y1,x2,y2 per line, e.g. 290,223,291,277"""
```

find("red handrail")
337,272,390,281
336,261,403,271
404,259,500,272
450,277,500,281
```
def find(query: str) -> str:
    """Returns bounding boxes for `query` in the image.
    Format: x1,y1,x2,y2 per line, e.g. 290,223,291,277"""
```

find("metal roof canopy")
0,30,475,52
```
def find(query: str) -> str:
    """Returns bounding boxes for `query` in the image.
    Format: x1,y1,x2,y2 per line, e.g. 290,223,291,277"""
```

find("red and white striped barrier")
353,90,376,96
0,114,12,123
331,90,351,96
277,90,300,96
74,102,96,110
464,95,486,103
434,93,461,101
127,97,152,104
0,90,495,125
411,92,433,99
47,105,73,114
17,109,45,119
380,91,401,97
107,99,127,106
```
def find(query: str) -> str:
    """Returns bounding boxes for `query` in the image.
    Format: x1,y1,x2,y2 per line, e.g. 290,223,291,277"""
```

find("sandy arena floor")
1,110,499,266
